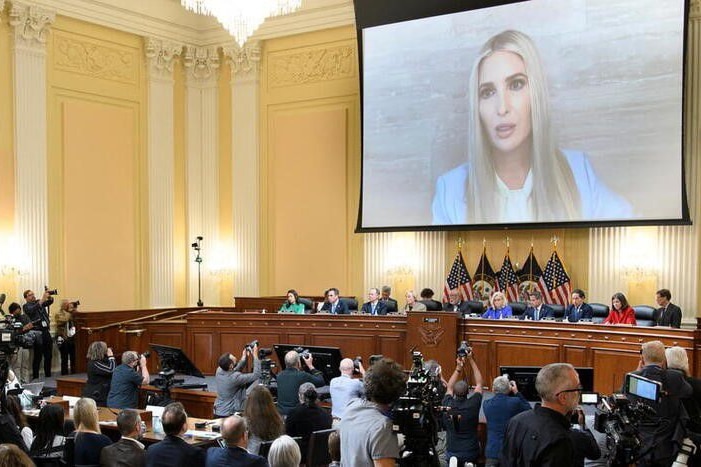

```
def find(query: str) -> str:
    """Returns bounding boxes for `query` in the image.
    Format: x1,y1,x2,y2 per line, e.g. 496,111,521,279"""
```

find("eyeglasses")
556,386,583,397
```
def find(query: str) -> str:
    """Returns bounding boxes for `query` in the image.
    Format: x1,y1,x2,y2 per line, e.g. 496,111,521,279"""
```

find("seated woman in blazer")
482,292,513,319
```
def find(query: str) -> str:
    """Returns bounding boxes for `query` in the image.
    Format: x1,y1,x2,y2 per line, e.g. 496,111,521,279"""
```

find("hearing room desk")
74,308,700,396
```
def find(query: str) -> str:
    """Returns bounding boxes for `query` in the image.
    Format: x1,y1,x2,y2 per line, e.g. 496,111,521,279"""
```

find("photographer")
442,352,483,466
482,375,531,466
55,299,77,375
106,351,149,409
276,350,325,415
7,303,33,384
22,288,53,380
339,357,406,466
627,340,692,466
500,363,579,466
213,343,262,418
330,358,365,423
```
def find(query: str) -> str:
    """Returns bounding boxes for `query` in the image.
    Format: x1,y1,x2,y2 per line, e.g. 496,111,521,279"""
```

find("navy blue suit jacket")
361,301,387,315
146,435,205,467
522,304,555,321
206,446,268,467
320,299,349,314
564,303,593,322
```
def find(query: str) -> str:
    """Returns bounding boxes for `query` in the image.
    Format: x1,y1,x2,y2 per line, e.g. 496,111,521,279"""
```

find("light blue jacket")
432,150,633,225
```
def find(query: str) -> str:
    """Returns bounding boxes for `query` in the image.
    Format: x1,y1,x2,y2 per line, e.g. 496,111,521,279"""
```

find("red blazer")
603,306,637,325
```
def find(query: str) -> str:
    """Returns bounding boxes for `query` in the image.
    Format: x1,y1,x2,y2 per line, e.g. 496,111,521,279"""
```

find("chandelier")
181,0,302,47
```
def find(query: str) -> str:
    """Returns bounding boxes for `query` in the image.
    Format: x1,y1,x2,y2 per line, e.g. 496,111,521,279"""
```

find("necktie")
371,304,376,315
332,303,337,314
574,307,579,321
535,307,539,321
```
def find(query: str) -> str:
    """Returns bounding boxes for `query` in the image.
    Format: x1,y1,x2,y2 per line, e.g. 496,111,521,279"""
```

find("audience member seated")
205,415,267,467
29,404,65,458
214,343,261,418
73,397,112,465
404,290,427,312
603,292,636,325
521,291,554,321
482,375,531,466
339,358,406,466
243,386,284,456
654,288,682,328
666,346,701,433
360,288,387,316
481,292,513,319
380,286,398,313
443,290,470,314
419,288,443,311
146,402,204,467
327,430,341,467
500,363,580,465
442,353,483,466
100,409,146,467
0,443,34,467
279,289,305,314
268,435,301,467
81,341,115,406
5,396,32,451
275,350,326,416
564,289,593,322
627,341,691,465
107,350,150,409
329,358,364,423
319,288,349,315
285,383,332,464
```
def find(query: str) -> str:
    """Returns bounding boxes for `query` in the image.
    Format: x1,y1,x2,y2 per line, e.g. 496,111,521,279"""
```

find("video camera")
44,286,58,296
594,373,662,465
392,350,444,467
0,315,42,355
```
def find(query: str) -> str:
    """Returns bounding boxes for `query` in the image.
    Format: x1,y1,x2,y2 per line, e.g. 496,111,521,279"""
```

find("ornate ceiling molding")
9,1,55,49
183,45,219,81
23,0,353,47
223,43,261,77
145,37,183,78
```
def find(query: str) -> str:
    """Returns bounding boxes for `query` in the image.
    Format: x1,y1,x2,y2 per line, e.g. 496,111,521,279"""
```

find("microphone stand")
192,237,203,307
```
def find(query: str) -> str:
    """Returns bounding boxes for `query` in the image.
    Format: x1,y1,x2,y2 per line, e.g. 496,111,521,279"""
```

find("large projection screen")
356,0,689,231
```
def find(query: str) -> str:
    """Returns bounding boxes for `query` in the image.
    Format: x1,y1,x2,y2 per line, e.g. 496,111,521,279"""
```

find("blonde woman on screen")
432,30,632,225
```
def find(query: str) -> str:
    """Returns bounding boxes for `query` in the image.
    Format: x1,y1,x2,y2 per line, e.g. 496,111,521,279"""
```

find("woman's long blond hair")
466,30,580,222
74,397,101,433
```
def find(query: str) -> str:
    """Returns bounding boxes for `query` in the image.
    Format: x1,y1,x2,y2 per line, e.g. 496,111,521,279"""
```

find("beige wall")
46,16,146,309
260,26,363,298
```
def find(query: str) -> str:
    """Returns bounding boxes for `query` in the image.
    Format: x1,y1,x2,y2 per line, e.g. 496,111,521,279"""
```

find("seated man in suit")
319,288,349,314
564,289,593,322
145,402,204,467
361,288,387,316
522,291,554,321
101,409,146,467
205,415,268,467
381,286,399,313
654,288,682,328
420,288,443,311
443,290,470,314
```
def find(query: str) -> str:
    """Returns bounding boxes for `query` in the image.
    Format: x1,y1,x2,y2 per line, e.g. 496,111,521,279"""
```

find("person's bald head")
339,358,354,375
221,415,248,448
285,350,301,369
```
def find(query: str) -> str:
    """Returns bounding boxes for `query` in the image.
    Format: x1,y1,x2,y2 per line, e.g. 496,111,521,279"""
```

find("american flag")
473,248,497,300
543,251,572,306
517,249,550,303
443,251,473,302
497,253,520,303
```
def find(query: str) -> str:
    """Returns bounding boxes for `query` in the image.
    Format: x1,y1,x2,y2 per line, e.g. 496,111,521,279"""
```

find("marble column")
224,44,261,296
184,45,220,306
145,38,181,307
9,2,55,292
